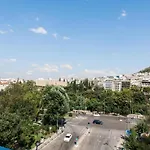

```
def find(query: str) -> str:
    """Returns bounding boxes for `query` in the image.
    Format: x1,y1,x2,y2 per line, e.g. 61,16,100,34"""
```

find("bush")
68,113,73,117
51,126,57,133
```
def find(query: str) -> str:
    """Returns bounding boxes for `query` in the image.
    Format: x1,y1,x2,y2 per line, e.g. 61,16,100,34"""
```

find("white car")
64,133,72,142
93,113,100,117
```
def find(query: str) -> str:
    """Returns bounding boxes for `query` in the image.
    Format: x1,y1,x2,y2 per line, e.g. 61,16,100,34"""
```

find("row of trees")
66,79,150,115
0,79,150,149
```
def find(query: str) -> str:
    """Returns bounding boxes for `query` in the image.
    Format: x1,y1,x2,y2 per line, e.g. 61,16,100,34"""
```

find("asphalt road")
41,115,129,150
41,116,87,150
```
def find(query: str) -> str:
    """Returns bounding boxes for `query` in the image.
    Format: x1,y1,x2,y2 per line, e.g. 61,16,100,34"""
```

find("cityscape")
1,0,150,150
1,71,150,91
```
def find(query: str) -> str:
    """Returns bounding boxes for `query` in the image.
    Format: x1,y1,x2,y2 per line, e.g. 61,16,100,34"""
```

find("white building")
103,79,114,90
113,80,122,91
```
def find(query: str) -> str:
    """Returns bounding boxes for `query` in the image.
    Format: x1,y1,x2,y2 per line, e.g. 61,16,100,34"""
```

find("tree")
42,86,70,125
124,122,150,150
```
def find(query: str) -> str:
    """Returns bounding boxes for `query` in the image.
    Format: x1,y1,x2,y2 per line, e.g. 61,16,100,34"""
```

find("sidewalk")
32,117,74,150
32,127,64,150
116,138,124,150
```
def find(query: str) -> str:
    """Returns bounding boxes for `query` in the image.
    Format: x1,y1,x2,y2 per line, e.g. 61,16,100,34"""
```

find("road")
41,116,88,150
41,115,128,150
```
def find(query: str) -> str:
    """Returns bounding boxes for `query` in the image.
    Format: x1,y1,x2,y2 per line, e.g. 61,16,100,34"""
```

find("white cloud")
77,64,81,67
34,64,59,73
9,58,16,62
36,17,39,21
0,58,17,64
26,70,33,75
52,33,57,39
29,27,47,34
118,10,127,20
32,64,38,67
84,69,118,77
63,36,70,40
60,64,73,70
9,29,14,33
0,30,7,34
121,10,127,17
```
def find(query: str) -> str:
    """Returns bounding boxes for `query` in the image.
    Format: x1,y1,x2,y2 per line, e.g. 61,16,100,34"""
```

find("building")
103,79,114,90
35,79,67,87
121,81,131,90
0,80,9,91
113,80,122,91
141,80,150,87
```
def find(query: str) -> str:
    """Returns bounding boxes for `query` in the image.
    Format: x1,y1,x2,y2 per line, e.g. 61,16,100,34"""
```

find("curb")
32,129,64,150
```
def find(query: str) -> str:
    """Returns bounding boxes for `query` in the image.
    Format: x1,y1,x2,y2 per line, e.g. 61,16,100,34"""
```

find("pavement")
37,114,131,150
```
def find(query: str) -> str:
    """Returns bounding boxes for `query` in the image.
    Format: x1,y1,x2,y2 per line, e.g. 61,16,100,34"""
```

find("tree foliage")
42,86,70,125
0,81,70,149
124,122,150,150
66,79,149,116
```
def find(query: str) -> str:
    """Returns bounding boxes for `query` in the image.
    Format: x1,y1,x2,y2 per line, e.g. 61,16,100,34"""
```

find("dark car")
58,118,66,126
93,119,103,125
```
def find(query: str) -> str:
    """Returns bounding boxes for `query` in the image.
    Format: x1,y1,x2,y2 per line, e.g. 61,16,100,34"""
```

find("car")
93,113,100,117
93,119,103,125
64,133,72,142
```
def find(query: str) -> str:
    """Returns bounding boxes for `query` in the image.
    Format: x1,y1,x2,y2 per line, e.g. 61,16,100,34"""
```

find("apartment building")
113,80,122,91
103,77,130,91
141,80,150,87
103,79,114,90
121,81,131,90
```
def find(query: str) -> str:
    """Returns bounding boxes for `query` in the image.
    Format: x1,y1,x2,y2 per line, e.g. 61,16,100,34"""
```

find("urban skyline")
1,0,150,79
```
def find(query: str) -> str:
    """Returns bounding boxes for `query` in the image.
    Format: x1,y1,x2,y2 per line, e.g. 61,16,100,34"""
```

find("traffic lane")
66,116,87,125
57,134,76,150
57,125,88,150
41,124,76,150
41,123,87,150
106,129,124,150
78,115,127,130
79,126,110,150
77,125,124,150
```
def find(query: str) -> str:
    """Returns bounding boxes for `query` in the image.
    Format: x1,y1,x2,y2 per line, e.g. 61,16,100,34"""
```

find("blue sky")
0,0,150,79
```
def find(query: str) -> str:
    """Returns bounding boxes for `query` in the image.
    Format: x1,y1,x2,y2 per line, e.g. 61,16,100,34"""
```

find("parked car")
93,113,100,117
93,119,103,125
64,133,72,142
58,118,66,126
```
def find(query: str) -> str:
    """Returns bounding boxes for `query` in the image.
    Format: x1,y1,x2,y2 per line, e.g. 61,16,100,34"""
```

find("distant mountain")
139,67,150,73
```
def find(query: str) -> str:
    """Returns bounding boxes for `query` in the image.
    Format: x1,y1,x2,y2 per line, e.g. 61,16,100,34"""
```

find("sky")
0,0,150,79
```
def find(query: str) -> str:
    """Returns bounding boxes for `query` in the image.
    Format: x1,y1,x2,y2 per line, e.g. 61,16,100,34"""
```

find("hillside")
139,67,150,73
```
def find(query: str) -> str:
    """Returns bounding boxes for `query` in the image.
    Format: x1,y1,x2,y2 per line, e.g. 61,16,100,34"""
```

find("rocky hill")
139,67,150,73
